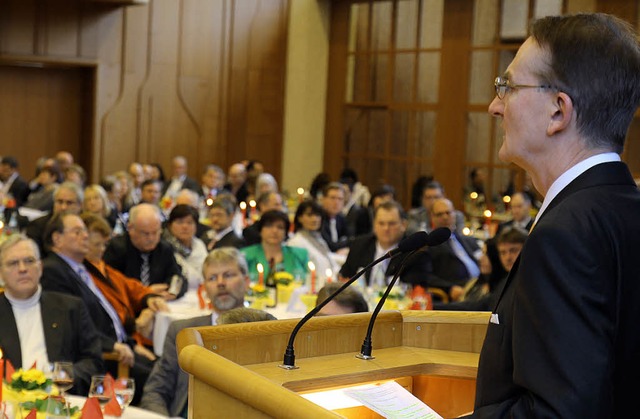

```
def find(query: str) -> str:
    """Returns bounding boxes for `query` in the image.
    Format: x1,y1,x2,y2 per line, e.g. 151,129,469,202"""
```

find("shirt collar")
534,152,620,225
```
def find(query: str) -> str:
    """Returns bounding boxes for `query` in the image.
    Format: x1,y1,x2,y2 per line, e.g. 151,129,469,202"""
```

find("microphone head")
425,227,451,246
397,231,430,253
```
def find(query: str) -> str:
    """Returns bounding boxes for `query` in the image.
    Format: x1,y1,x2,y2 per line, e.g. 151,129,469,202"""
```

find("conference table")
153,288,311,355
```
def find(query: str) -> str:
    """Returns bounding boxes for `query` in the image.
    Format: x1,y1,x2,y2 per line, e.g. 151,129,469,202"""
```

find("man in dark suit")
162,156,200,199
24,181,83,256
0,156,30,207
339,201,429,288
494,191,533,236
320,182,349,251
199,164,226,199
103,203,187,299
223,162,249,204
201,194,245,250
140,247,251,417
465,14,640,418
0,235,103,396
426,198,481,301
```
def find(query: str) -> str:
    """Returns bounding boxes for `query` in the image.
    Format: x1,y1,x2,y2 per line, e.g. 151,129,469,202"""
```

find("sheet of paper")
343,381,443,419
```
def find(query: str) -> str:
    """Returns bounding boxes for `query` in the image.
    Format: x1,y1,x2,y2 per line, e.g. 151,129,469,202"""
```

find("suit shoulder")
167,315,211,336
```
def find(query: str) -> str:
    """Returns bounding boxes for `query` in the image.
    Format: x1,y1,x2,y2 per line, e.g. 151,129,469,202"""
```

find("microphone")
356,227,451,359
279,231,431,369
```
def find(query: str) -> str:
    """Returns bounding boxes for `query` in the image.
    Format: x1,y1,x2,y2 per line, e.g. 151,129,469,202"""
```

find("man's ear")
547,92,573,136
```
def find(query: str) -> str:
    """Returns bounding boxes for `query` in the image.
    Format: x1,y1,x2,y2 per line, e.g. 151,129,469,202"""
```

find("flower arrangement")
160,196,174,211
249,283,269,298
273,272,294,286
8,369,51,392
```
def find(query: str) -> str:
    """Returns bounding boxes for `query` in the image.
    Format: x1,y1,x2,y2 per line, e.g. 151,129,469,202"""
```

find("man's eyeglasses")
494,76,556,100
2,257,39,270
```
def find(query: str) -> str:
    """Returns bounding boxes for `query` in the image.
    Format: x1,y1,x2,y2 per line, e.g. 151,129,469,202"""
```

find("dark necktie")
140,253,151,285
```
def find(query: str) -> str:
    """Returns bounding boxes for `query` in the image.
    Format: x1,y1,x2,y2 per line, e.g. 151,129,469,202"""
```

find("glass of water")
114,377,135,410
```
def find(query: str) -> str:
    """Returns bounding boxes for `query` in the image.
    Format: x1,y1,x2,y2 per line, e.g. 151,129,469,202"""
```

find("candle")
308,261,316,294
239,201,247,226
325,268,333,284
249,200,257,222
297,187,305,203
257,263,264,286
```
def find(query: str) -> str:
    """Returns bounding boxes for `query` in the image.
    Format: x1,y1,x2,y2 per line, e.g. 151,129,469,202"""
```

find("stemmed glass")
51,362,74,397
45,396,71,419
114,377,135,411
88,375,113,411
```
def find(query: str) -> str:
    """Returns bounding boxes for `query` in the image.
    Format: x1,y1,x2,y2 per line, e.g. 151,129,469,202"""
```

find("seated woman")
241,210,309,282
287,200,345,286
163,204,208,290
83,184,118,228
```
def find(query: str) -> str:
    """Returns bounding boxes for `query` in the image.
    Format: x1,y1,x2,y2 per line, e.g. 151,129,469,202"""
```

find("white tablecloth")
66,395,168,418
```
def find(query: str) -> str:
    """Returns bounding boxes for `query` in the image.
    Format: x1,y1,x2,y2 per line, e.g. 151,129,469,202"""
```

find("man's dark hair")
44,211,77,250
1,156,19,169
497,226,528,246
315,283,368,313
373,200,407,220
141,179,161,190
531,13,640,152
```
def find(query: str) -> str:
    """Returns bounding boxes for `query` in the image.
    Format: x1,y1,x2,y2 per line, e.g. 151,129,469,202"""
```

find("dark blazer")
201,229,246,250
7,174,31,206
242,223,261,247
140,315,211,417
0,291,103,395
41,253,119,352
470,162,640,418
425,232,480,293
339,234,430,287
103,233,187,298
24,213,53,256
320,213,349,251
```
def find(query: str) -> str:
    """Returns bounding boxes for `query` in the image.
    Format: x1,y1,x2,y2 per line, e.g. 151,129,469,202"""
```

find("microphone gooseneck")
357,227,451,359
279,231,431,369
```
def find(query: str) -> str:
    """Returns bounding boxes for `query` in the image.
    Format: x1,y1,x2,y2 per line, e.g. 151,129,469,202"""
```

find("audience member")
353,184,395,237
315,282,368,315
0,234,103,395
223,163,249,204
65,164,86,187
217,307,276,324
25,181,83,255
163,205,208,290
406,181,465,235
319,182,349,251
241,210,309,281
140,179,163,207
287,200,344,285
425,198,481,301
339,201,429,288
0,156,30,207
162,156,199,199
201,194,245,250
174,188,211,238
242,191,285,246
140,247,252,417
124,163,145,210
200,164,226,199
22,166,60,212
495,192,534,235
103,203,187,298
83,184,118,228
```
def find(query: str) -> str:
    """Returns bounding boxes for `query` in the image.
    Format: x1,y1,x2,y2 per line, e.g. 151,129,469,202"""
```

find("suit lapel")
0,294,23,367
39,293,66,362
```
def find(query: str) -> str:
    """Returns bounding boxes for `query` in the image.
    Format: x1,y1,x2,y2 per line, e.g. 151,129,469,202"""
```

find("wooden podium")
177,310,489,418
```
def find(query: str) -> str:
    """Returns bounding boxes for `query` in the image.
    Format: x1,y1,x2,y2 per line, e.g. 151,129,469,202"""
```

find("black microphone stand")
356,250,416,360
279,252,400,370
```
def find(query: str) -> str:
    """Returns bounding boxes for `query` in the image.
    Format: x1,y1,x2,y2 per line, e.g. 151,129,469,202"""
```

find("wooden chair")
428,287,449,303
102,351,130,378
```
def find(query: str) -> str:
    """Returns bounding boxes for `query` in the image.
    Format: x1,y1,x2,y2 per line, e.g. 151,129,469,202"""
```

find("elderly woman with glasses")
163,204,208,290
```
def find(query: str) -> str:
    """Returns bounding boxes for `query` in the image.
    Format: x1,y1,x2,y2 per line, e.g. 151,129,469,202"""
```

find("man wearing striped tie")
104,203,187,299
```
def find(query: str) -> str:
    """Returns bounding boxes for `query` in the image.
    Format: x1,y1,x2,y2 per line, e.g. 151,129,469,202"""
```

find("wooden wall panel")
0,0,289,184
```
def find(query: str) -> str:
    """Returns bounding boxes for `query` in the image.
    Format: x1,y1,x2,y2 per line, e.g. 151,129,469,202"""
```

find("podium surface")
178,310,490,418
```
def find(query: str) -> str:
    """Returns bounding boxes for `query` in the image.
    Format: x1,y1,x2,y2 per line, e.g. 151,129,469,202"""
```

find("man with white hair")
104,203,187,298
0,234,102,395
162,156,199,200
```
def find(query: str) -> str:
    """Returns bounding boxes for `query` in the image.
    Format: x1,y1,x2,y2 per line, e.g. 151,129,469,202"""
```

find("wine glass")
52,362,74,397
114,377,135,411
88,375,113,411
45,395,71,419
